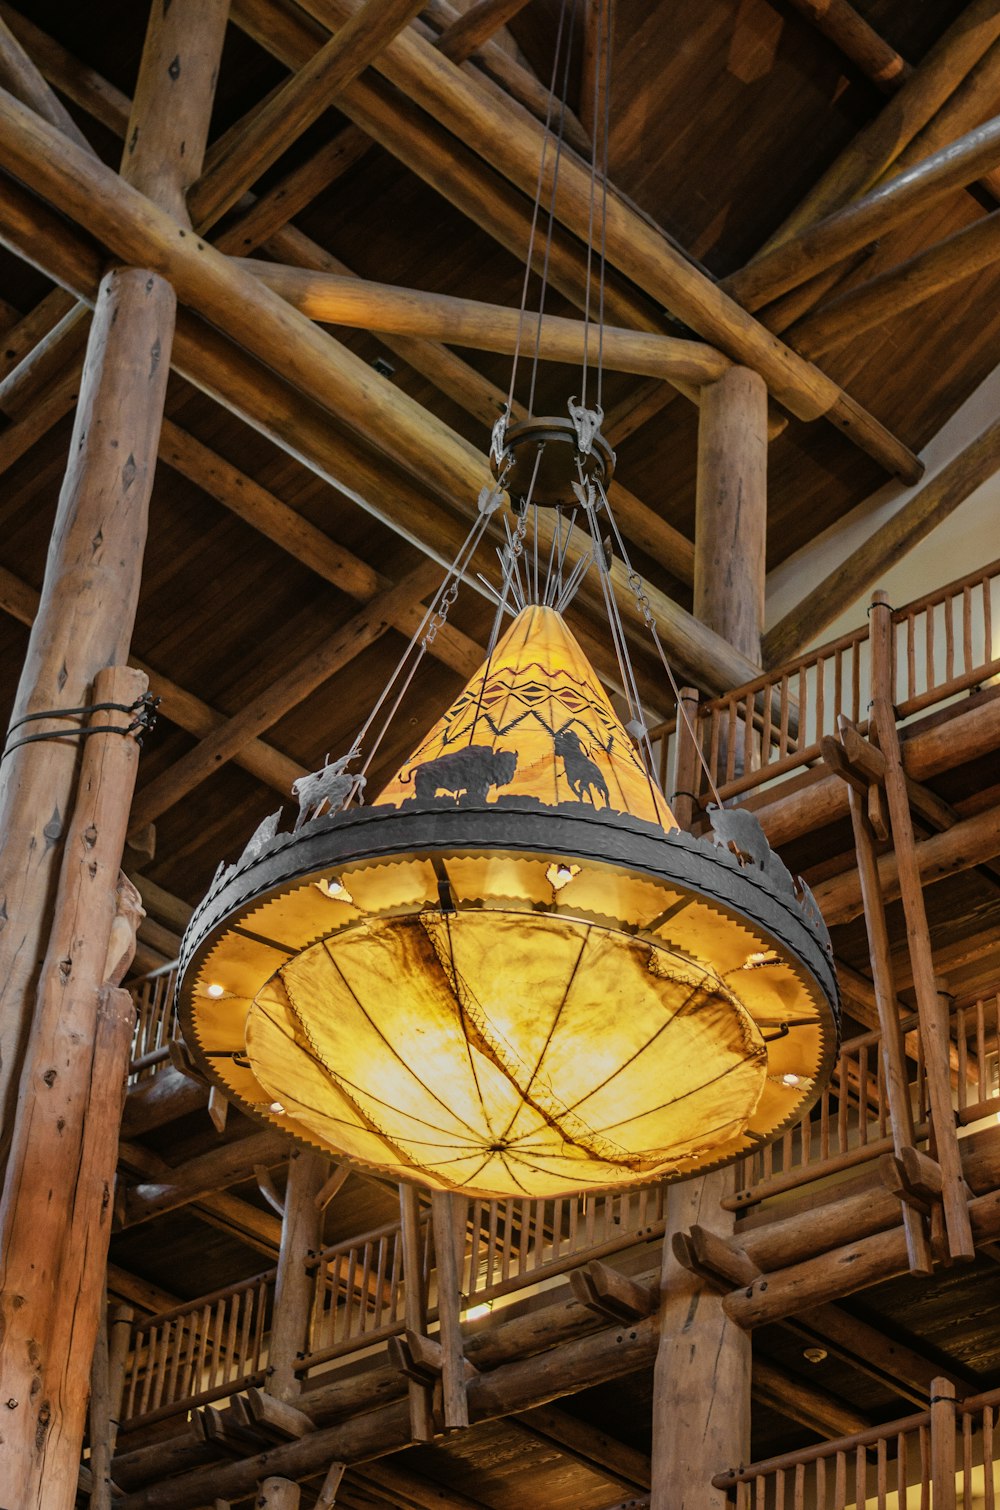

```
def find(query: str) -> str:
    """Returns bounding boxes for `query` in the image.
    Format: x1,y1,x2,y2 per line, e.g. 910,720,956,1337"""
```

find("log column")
693,365,768,665
0,666,149,1509
651,367,765,1506
0,268,176,1152
268,1149,328,1401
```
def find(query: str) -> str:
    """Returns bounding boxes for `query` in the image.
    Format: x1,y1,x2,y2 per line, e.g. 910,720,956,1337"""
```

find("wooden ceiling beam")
283,0,921,483
0,156,743,698
243,259,732,387
0,560,306,798
792,208,1000,357
127,555,444,830
781,0,911,94
750,1355,870,1440
189,0,426,230
512,1403,652,1490
121,1130,290,1228
160,420,483,680
730,115,1000,315
0,8,93,151
433,0,534,62
759,0,1000,250
764,410,1000,666
0,1,130,135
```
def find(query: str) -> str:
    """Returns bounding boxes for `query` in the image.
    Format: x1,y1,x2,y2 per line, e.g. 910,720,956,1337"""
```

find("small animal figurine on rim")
292,747,366,831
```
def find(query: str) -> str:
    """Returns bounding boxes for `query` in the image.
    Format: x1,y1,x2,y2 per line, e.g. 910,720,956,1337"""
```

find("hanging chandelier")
175,1,839,1200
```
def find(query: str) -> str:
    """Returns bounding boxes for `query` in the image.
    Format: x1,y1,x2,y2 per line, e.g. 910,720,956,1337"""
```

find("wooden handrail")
130,1269,275,1333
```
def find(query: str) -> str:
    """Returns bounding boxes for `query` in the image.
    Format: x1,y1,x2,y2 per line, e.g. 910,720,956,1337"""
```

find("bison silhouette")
402,745,518,805
554,728,610,807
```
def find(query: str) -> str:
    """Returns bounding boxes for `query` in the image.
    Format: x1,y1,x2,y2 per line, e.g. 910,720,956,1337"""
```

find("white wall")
764,364,1000,651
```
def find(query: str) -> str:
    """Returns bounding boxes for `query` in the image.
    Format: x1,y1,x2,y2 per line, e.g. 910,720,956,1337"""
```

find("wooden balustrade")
302,1219,415,1369
120,1270,273,1428
127,962,179,1081
463,1184,667,1303
956,993,1000,1125
716,1380,1000,1507
652,556,1000,809
732,1015,931,1207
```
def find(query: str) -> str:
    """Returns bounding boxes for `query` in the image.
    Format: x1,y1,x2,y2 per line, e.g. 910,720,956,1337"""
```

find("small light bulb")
206,982,225,998
781,1072,801,1088
803,1346,827,1364
546,862,580,891
315,876,353,903
269,1101,286,1115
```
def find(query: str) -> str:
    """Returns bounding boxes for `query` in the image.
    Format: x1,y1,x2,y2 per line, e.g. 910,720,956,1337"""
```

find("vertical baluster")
837,1052,849,1155
487,1201,499,1294
775,1465,786,1510
138,1322,157,1413
162,1316,183,1407
984,575,993,671
792,1460,805,1510
963,583,973,677
344,1243,359,1344
876,1436,888,1509
251,1284,267,1376
854,1443,866,1509
362,1239,376,1334
500,1200,514,1284
761,679,774,772
551,1198,563,1265
815,654,826,744
755,1474,766,1510
797,665,807,753
224,1286,241,1387
761,1138,773,1181
920,1421,931,1510
726,698,738,783
708,707,721,790
906,614,916,704
877,1044,888,1138
926,602,936,698
235,1284,253,1370
519,1199,533,1273
985,1406,996,1510
779,674,790,758
815,1454,825,1510
210,1299,225,1390
820,1085,830,1160
977,998,988,1103
468,1201,483,1300
834,1449,846,1508
736,1482,749,1510
945,592,956,684
567,1192,579,1255
373,1235,389,1331
962,1409,973,1509
149,1321,170,1411
957,1003,968,1112
801,1101,812,1166
781,1126,793,1175
743,690,754,773
122,1336,139,1424
388,1230,403,1325
851,638,861,723
897,1430,908,1508
195,1303,213,1393
833,645,844,728
856,1044,868,1144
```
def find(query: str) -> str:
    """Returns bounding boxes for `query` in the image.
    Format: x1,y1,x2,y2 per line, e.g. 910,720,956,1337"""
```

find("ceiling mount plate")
494,415,615,507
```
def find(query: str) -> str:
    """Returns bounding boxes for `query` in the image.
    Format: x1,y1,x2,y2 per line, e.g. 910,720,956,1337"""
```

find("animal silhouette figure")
554,728,610,807
293,750,365,830
706,802,795,895
403,745,517,805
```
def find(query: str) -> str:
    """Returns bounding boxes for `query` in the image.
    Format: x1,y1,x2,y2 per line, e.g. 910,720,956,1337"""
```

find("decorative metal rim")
176,800,841,1191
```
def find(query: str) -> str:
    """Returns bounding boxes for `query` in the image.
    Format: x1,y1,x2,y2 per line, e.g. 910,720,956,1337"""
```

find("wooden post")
400,1182,434,1442
930,1377,957,1510
652,1170,751,1509
257,1478,301,1509
670,685,702,831
268,1148,327,1401
431,1189,470,1430
0,665,148,1510
0,266,175,1158
122,0,229,225
869,591,975,1263
694,365,768,664
841,761,933,1274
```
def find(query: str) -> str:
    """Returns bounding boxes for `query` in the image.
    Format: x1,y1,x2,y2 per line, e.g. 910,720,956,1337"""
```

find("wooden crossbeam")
433,0,533,60
190,0,426,229
244,260,731,387
121,1131,290,1227
782,0,911,93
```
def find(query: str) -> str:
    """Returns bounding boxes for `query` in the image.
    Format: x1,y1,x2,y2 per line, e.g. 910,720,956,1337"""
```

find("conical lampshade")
178,606,839,1198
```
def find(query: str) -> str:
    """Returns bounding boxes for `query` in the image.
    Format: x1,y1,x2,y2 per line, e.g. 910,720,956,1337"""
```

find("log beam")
729,115,1000,314
782,0,910,93
189,0,426,229
242,260,732,387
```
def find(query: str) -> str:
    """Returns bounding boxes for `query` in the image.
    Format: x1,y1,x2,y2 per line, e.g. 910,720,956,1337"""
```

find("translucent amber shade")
179,607,839,1198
